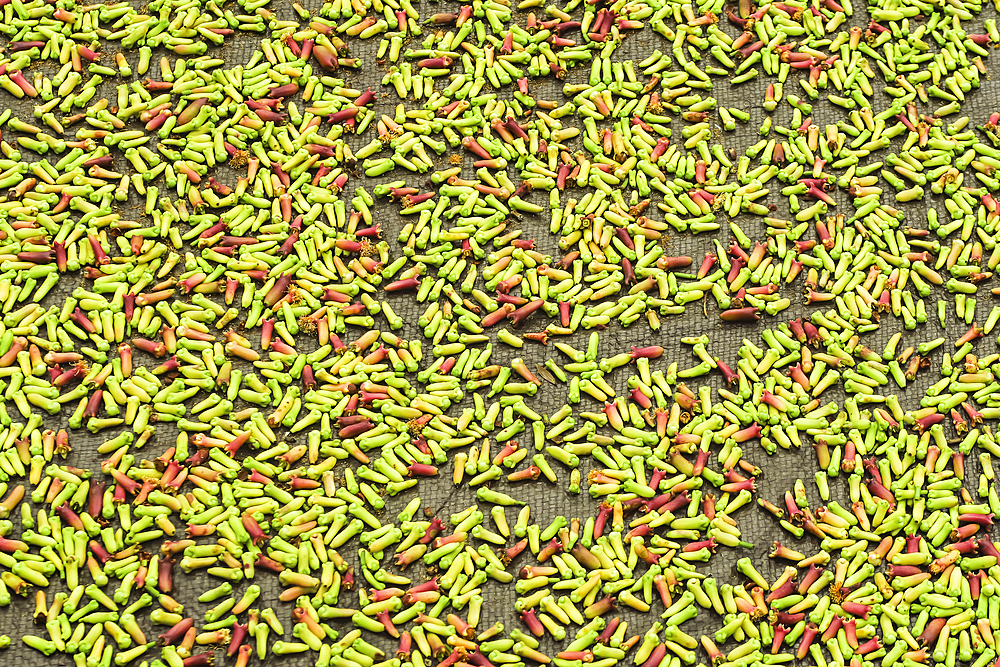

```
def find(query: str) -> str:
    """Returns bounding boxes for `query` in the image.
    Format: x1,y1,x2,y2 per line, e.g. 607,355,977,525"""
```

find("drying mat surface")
0,0,997,663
